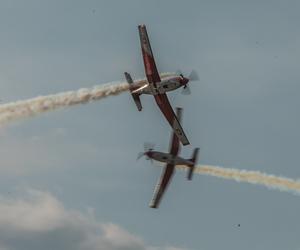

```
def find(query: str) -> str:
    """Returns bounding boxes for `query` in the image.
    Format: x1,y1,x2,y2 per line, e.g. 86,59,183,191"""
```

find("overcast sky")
0,0,300,249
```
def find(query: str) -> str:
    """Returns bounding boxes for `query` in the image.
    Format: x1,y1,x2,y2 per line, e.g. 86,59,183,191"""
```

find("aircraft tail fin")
187,148,200,180
124,72,142,111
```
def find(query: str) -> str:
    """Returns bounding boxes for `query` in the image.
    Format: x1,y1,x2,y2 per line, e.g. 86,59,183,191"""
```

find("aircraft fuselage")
146,150,193,166
133,75,189,95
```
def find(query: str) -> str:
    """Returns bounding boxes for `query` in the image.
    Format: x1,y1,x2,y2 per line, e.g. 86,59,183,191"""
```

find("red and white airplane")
125,24,198,146
138,107,199,208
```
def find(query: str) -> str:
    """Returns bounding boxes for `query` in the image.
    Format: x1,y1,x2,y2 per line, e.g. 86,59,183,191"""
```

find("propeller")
176,69,199,81
137,152,154,164
137,152,145,160
175,70,183,76
181,85,191,95
188,70,199,81
137,142,155,162
144,142,155,152
176,70,199,95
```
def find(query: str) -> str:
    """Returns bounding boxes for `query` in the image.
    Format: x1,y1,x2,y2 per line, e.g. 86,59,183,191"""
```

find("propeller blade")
188,70,199,81
137,152,145,160
182,85,191,95
175,70,183,76
144,142,155,151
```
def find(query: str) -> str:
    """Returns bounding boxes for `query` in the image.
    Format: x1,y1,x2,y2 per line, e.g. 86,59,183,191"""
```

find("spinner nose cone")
184,77,190,84
145,151,153,158
181,77,189,86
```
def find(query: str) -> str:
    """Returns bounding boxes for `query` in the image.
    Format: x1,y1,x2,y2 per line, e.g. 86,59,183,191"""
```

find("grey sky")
0,0,299,249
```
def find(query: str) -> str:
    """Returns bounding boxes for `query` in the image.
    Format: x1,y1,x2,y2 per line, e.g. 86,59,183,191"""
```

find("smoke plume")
0,82,130,126
0,73,174,126
175,164,300,195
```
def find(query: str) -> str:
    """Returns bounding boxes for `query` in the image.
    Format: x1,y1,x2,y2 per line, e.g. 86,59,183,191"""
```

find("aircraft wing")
149,163,175,208
138,25,161,86
169,107,182,156
155,94,190,146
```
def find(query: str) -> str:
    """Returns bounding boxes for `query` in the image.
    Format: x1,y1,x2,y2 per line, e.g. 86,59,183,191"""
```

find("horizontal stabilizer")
125,72,133,84
187,148,199,180
132,94,142,111
124,72,143,111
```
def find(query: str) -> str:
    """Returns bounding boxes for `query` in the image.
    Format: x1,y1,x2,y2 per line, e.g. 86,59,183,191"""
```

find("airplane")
138,107,200,208
125,24,199,146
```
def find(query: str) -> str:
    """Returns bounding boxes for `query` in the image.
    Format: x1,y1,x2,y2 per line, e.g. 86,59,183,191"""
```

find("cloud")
0,190,188,250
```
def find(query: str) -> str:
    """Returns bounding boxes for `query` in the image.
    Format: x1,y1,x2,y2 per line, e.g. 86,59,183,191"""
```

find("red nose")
181,77,189,85
145,151,153,158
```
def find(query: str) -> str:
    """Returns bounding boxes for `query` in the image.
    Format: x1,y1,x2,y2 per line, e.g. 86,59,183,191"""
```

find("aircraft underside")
137,79,182,95
150,151,193,165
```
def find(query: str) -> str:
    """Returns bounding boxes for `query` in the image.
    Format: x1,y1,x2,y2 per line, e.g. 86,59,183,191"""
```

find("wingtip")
149,200,158,208
183,141,190,146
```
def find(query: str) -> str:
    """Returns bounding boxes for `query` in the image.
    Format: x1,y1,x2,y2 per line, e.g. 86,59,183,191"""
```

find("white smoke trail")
175,164,300,195
0,73,174,126
0,82,130,126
